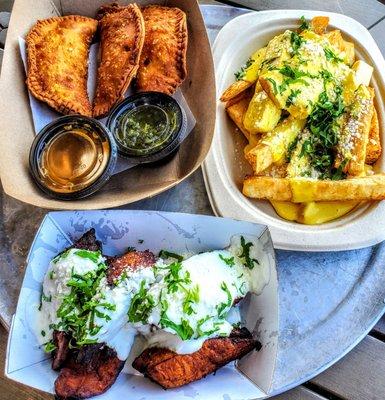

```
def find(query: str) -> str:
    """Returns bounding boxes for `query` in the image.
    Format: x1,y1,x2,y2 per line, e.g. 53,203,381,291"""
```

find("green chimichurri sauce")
115,104,178,156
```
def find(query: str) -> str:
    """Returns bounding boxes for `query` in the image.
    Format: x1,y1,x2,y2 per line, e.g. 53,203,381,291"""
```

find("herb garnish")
286,89,301,107
290,31,305,55
266,78,279,94
51,262,116,347
324,47,343,63
44,341,56,353
234,57,253,81
240,236,259,269
128,280,155,323
159,250,184,262
219,254,235,267
286,136,300,162
216,282,233,318
299,16,310,31
299,88,346,179
182,285,200,315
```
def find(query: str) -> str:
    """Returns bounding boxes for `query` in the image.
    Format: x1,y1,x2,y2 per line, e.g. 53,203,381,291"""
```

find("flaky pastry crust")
93,3,145,118
26,16,97,116
136,5,188,95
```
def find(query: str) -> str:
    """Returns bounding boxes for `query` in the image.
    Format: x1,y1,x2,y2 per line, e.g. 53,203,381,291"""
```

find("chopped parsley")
218,254,235,267
290,31,305,55
41,330,46,337
240,236,259,270
44,341,56,353
216,282,233,318
127,280,155,323
50,262,116,347
164,261,191,293
160,315,194,340
182,285,200,315
300,88,346,179
286,136,300,162
234,57,253,81
159,250,184,262
286,89,301,107
324,47,343,63
299,16,310,31
266,77,279,94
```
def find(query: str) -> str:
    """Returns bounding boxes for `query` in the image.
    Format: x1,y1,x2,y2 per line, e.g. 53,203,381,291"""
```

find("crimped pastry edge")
93,3,145,118
26,15,97,117
138,5,188,95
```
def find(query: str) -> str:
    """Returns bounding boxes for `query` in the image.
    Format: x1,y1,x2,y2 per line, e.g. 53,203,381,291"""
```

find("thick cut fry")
366,108,381,164
243,175,385,202
136,5,188,95
225,90,253,139
245,116,306,174
335,85,374,176
324,30,355,65
311,16,329,34
93,4,145,118
243,84,282,134
26,16,97,116
220,47,267,102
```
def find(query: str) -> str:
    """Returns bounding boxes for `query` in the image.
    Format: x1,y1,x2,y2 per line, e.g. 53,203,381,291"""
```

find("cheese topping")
36,235,269,360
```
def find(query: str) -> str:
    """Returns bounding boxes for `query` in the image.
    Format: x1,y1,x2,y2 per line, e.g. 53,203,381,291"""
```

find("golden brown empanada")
136,5,188,95
26,16,97,116
93,3,145,118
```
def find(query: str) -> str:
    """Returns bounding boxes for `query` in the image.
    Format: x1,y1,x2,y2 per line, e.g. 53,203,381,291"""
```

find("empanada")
26,16,97,116
93,3,145,118
136,5,188,95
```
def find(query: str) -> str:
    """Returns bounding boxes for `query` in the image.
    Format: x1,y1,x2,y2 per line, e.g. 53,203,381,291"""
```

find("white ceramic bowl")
203,9,385,251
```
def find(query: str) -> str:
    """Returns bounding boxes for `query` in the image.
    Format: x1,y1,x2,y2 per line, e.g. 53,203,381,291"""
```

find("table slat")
222,0,385,28
368,17,385,57
272,386,327,400
310,335,385,400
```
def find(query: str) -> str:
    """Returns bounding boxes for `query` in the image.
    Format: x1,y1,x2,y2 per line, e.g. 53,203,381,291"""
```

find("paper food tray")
203,10,385,251
6,210,278,400
0,0,215,209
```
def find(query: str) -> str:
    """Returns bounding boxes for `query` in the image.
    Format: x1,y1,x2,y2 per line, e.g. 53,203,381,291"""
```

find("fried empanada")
136,5,188,95
93,3,145,118
26,16,97,116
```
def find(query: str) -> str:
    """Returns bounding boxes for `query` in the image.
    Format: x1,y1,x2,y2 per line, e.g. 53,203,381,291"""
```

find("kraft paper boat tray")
0,0,215,210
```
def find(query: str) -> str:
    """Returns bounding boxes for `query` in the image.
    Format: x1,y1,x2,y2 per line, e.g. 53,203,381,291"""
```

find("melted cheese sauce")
36,235,270,360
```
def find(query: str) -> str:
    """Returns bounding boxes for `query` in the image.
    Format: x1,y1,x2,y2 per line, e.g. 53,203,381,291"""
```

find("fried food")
93,3,145,118
26,16,97,116
136,5,187,95
50,230,156,399
106,249,156,284
366,108,381,164
133,328,258,389
243,175,385,202
55,343,125,399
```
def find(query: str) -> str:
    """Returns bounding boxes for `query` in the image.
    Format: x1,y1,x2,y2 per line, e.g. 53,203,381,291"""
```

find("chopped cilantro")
128,280,155,323
290,31,305,55
44,341,56,353
160,316,194,340
266,78,279,94
74,250,102,263
182,285,200,315
240,236,259,269
159,250,184,262
299,88,346,179
41,330,46,337
299,16,310,31
216,282,233,318
234,57,253,81
218,254,235,267
324,47,343,63
286,89,301,107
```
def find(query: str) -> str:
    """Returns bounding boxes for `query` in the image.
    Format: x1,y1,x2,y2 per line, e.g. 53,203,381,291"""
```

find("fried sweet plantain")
133,328,258,389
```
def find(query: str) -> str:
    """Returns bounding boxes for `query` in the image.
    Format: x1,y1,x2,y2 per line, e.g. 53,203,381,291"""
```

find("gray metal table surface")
3,1,385,400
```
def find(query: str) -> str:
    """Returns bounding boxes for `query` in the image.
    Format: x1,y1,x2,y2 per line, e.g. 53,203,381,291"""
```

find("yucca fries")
243,175,385,202
221,15,384,224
